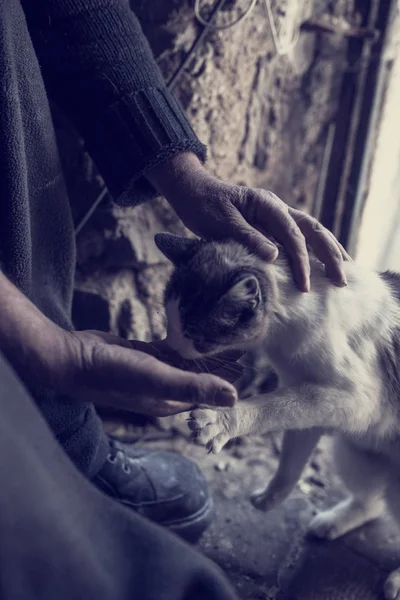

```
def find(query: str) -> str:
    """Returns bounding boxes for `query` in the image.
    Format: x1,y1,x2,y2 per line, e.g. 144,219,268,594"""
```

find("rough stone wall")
60,0,356,343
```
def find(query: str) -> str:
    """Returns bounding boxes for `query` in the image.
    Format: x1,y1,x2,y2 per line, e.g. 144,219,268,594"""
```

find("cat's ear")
227,275,261,309
154,233,199,265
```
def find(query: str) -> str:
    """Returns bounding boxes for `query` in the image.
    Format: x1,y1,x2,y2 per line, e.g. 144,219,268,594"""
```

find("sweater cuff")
82,86,207,207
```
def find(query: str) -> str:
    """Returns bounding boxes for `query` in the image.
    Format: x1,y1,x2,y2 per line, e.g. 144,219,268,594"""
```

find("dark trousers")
0,351,237,600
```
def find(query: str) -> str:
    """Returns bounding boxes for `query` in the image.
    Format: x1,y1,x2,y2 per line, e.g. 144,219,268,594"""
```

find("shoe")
92,439,213,543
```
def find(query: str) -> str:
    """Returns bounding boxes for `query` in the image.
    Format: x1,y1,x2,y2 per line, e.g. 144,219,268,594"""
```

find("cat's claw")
188,408,236,454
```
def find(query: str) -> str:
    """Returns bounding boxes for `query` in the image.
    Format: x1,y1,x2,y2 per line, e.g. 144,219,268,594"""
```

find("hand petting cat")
147,152,351,293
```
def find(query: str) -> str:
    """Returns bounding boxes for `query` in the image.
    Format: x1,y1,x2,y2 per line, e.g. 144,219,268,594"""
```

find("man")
0,0,347,598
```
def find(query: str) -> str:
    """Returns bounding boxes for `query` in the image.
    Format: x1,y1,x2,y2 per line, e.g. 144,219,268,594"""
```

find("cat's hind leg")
308,436,386,540
251,428,322,512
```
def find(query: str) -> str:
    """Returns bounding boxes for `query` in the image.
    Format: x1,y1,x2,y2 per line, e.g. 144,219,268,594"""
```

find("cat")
155,231,400,600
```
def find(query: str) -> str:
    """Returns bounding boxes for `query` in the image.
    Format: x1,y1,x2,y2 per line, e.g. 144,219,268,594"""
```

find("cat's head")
155,233,278,359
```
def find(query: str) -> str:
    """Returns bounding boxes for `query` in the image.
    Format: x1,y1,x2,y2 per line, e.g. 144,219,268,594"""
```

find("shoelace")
107,440,131,474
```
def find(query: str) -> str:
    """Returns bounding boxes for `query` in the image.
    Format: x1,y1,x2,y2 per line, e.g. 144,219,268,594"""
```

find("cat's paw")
308,498,384,541
250,482,292,513
384,568,400,600
188,407,236,454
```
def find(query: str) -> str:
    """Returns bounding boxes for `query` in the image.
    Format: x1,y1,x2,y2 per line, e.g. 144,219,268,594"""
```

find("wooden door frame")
318,0,396,255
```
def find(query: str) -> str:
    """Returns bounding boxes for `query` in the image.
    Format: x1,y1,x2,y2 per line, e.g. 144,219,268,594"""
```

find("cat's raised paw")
187,408,236,454
384,568,400,600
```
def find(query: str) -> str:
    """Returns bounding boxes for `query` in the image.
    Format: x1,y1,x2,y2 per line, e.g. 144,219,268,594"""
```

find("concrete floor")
104,415,400,600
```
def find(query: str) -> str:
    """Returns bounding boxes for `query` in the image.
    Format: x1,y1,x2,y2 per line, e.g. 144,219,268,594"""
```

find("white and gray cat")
155,231,400,600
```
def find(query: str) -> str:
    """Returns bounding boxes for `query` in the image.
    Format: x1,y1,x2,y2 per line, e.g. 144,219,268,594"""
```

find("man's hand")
64,331,242,417
0,272,241,417
147,153,351,292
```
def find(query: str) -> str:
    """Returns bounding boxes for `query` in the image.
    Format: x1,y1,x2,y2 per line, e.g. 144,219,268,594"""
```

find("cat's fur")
155,232,400,600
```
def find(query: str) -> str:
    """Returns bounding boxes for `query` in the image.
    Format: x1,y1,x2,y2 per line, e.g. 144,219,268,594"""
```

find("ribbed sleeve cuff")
82,86,207,207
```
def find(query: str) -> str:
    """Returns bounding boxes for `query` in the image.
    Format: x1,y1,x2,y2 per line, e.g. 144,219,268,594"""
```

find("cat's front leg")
244,383,369,433
188,400,264,454
189,383,367,453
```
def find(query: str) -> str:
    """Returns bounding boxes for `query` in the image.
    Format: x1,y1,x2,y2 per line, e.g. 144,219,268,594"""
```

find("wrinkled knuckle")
309,217,323,233
80,339,98,373
288,221,301,235
286,221,306,243
234,194,258,222
329,247,345,264
320,237,344,263
257,188,282,204
295,214,320,235
288,206,300,217
264,195,285,214
243,187,271,208
229,184,248,208
256,188,273,201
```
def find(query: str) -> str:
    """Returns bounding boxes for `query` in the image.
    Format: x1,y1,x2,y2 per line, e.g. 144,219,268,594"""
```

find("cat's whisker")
195,358,211,375
207,355,266,376
212,354,267,372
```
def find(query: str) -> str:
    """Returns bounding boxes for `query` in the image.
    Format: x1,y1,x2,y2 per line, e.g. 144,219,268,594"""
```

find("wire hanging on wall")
167,0,228,90
194,0,258,30
262,0,305,56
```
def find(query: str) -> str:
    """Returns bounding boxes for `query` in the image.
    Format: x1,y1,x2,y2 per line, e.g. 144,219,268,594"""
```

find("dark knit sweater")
22,0,207,205
0,0,205,475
